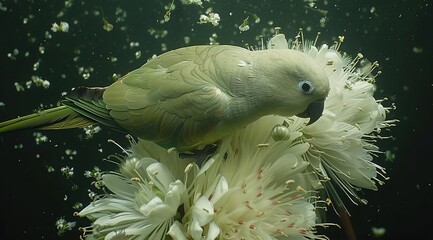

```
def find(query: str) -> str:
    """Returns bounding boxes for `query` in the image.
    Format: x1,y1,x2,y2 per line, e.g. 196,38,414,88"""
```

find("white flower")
199,14,209,23
78,151,187,239
51,21,69,32
269,33,396,206
79,115,324,239
51,22,59,32
55,217,76,236
177,115,320,239
238,24,250,32
198,12,221,26
208,13,220,26
191,116,320,239
60,21,69,32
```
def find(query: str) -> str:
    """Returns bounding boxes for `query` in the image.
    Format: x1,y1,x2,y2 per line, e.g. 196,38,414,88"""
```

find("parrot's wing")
103,52,231,149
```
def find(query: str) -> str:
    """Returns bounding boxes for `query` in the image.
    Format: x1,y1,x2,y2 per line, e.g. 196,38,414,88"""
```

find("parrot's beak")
296,99,325,125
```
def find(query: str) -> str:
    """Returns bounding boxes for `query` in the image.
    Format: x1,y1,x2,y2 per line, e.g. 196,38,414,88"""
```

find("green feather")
0,87,123,134
0,106,93,133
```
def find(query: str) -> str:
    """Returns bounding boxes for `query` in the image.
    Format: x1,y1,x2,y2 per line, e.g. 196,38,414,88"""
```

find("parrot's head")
252,49,330,125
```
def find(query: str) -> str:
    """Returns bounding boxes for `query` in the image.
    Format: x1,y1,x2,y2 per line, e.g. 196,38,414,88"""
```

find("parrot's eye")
298,80,314,95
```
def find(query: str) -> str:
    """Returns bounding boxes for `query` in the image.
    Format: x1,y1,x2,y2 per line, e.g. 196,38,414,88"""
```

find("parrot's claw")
178,144,218,165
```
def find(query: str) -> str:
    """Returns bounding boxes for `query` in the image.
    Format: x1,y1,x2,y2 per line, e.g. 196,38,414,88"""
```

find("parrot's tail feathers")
0,106,94,134
0,87,123,134
62,87,122,130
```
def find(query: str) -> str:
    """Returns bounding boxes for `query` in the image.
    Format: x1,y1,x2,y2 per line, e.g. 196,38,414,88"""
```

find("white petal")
324,51,344,69
93,211,143,226
78,198,134,217
139,196,163,216
146,163,175,192
317,44,329,59
192,196,214,226
103,174,137,199
164,180,186,210
266,33,289,49
123,222,155,238
207,176,228,204
188,218,203,240
307,46,319,57
205,221,220,240
168,221,187,240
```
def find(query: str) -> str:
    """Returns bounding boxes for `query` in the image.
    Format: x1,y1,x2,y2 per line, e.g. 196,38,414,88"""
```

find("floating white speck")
184,36,191,44
371,226,386,237
239,24,250,32
42,80,50,88
412,46,423,54
135,50,142,59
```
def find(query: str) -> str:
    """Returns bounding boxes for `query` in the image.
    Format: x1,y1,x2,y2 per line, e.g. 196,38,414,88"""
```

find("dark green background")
0,0,431,239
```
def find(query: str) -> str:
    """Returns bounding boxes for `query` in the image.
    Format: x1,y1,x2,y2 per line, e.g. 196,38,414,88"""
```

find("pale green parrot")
0,44,329,151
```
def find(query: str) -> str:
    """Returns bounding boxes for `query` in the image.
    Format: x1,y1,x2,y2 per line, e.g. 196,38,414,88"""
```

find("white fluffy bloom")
268,33,396,206
301,44,395,204
78,116,324,239
199,12,221,26
78,155,186,239
177,116,321,239
51,21,69,32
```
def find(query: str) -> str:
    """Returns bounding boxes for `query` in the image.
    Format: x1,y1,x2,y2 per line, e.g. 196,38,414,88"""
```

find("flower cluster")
78,116,323,239
51,21,69,32
55,217,76,236
198,12,221,26
77,33,396,240
280,33,397,207
180,0,209,6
